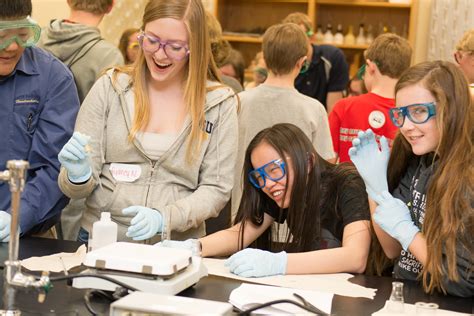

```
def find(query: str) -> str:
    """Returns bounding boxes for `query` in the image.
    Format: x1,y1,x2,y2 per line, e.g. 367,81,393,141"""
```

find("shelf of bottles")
222,28,373,51
314,23,373,49
316,0,411,8
216,0,413,73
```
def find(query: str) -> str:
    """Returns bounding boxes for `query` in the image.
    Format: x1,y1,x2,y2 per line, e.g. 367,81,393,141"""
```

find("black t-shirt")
265,164,370,250
295,44,349,108
392,156,428,280
392,155,474,297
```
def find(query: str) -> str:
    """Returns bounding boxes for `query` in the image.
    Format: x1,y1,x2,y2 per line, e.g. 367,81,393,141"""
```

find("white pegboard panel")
427,0,474,62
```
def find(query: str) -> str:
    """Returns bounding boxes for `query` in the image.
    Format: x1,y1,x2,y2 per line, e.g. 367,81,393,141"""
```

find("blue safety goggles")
248,159,286,189
389,102,436,128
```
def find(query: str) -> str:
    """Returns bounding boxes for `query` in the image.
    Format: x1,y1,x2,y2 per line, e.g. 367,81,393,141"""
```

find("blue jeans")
77,227,89,244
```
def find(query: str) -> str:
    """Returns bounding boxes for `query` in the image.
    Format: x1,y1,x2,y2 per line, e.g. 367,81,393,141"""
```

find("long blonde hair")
116,0,220,162
390,61,473,293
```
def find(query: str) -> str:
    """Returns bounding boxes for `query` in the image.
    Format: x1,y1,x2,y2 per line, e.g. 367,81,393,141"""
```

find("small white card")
109,163,141,182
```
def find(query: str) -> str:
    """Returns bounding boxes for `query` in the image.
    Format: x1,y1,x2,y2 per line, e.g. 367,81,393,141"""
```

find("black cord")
238,299,325,315
43,273,137,316
48,273,139,291
84,290,98,316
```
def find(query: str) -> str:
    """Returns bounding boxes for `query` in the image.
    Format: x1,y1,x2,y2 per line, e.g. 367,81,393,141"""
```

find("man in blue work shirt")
0,0,79,241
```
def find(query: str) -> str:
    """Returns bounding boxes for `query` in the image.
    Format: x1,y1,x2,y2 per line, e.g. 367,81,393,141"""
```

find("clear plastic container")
90,212,117,251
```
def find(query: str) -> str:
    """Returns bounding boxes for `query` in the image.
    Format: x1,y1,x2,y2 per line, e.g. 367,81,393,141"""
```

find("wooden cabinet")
212,0,418,77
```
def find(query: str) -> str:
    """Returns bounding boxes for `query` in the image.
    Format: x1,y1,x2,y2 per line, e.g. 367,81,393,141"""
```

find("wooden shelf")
223,34,263,43
332,43,369,49
317,0,411,8
215,0,417,77
236,0,309,3
224,34,369,50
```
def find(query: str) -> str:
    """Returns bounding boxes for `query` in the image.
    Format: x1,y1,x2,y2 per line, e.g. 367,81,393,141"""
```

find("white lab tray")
110,292,232,315
83,242,192,277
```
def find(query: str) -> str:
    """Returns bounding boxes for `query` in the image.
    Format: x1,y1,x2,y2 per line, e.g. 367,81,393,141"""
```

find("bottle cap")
100,212,111,221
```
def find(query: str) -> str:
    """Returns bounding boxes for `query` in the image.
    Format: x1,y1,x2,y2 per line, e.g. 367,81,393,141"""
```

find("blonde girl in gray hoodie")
57,0,238,243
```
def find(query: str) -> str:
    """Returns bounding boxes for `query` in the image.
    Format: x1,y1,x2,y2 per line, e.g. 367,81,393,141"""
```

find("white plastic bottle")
356,23,366,45
334,24,344,45
90,212,117,251
315,24,324,43
323,23,334,44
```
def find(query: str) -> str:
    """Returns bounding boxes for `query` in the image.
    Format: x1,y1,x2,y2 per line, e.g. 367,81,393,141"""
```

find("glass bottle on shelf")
366,24,374,45
355,23,366,45
323,23,334,44
344,25,355,45
315,24,324,43
334,24,344,45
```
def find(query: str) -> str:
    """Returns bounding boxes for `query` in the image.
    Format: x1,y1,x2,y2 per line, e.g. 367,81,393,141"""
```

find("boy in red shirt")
329,33,412,162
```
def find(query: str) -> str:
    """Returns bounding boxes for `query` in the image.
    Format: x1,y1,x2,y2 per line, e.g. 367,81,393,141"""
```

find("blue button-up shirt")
0,46,79,234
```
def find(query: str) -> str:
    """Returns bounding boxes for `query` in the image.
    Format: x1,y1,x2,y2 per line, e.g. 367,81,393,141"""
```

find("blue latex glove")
348,129,390,200
58,132,92,183
156,239,202,256
374,191,420,251
122,206,163,241
224,248,287,278
0,211,11,242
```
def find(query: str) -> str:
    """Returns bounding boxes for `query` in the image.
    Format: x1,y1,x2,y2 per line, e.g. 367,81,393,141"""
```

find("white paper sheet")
372,300,471,315
21,245,87,272
229,283,333,314
203,258,377,299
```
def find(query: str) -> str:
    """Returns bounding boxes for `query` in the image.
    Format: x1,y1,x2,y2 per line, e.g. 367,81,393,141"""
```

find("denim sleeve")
19,60,80,233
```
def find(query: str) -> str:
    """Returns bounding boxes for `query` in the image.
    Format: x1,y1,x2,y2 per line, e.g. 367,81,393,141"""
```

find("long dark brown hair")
389,61,473,294
235,123,363,253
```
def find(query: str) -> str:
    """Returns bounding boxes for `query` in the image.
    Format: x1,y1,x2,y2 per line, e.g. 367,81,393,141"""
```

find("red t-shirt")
329,93,397,162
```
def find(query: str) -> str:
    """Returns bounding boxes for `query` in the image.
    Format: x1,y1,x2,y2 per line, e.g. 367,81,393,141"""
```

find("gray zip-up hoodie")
58,70,238,243
38,20,124,103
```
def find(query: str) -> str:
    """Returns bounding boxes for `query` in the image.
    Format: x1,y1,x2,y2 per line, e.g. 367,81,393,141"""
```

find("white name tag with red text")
109,163,141,182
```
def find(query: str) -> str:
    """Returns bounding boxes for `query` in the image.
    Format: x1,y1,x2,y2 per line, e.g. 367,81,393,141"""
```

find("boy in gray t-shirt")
232,23,335,219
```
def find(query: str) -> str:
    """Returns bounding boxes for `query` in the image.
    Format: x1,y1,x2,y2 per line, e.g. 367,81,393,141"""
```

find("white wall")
30,0,216,45
412,0,433,64
31,0,70,27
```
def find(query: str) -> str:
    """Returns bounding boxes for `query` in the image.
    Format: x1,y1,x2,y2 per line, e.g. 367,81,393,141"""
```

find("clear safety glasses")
0,16,41,50
389,102,437,128
248,159,286,189
137,31,190,61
